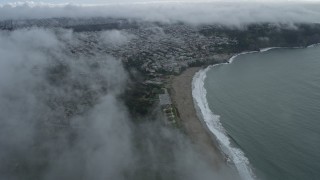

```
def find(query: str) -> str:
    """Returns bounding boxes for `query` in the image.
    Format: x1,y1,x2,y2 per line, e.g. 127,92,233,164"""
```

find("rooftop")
159,92,172,106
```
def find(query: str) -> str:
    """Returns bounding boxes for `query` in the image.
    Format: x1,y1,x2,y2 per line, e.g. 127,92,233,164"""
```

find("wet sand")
170,67,225,167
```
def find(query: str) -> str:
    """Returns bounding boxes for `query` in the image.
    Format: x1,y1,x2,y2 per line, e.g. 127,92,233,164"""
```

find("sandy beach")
170,67,225,168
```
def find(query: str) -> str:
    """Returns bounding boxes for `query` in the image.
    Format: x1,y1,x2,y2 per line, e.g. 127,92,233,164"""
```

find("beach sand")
170,67,225,168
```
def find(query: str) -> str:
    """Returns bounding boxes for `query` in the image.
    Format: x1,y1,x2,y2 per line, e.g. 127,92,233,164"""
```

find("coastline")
192,66,255,180
170,67,230,169
168,43,320,180
170,66,252,180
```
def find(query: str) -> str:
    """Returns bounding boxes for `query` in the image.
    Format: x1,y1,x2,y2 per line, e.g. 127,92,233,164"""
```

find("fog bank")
1,1,320,26
0,27,238,180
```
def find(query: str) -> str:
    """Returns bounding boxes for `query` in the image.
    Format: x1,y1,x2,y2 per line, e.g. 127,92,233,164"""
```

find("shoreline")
170,67,235,171
168,43,320,180
192,66,255,180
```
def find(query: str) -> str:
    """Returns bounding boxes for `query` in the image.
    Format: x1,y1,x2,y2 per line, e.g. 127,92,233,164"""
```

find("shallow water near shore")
204,46,320,180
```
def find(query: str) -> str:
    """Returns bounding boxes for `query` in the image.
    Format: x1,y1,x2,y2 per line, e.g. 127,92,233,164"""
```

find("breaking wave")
191,42,320,180
192,43,320,180
228,51,258,63
192,65,256,180
191,49,270,180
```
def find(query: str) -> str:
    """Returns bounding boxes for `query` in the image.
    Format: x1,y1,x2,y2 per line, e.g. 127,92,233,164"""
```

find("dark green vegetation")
123,81,163,117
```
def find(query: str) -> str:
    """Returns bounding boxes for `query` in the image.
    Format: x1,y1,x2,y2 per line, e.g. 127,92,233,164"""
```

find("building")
159,89,172,108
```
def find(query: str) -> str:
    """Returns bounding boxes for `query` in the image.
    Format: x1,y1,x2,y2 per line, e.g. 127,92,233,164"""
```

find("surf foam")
260,47,282,52
260,45,311,52
192,65,256,180
191,43,320,180
228,51,258,63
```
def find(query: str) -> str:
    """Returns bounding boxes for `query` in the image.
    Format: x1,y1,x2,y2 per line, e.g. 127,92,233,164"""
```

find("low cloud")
2,1,313,179
0,27,238,180
0,27,132,180
1,1,320,26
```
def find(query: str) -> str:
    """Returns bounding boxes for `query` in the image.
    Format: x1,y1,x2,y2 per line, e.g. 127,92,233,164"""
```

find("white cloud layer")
1,1,320,26
0,27,240,180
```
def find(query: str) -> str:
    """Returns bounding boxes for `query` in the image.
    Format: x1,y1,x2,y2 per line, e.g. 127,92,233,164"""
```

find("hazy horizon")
1,1,320,27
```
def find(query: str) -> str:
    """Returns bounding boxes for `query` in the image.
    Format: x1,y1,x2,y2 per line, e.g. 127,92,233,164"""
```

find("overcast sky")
1,0,320,26
1,0,320,5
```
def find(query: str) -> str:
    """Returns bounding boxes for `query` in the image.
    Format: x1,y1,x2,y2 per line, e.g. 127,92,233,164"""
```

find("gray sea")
204,46,320,180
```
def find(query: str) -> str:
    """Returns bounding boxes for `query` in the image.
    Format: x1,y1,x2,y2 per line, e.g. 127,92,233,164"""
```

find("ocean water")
200,46,320,180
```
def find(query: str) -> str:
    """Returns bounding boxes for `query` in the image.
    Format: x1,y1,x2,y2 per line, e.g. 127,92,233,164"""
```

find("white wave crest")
192,66,255,180
260,44,319,52
259,47,282,52
228,51,258,63
192,43,320,179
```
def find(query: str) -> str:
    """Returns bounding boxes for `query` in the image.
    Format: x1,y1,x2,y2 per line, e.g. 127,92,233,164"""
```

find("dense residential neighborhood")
0,18,236,76
2,18,320,117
